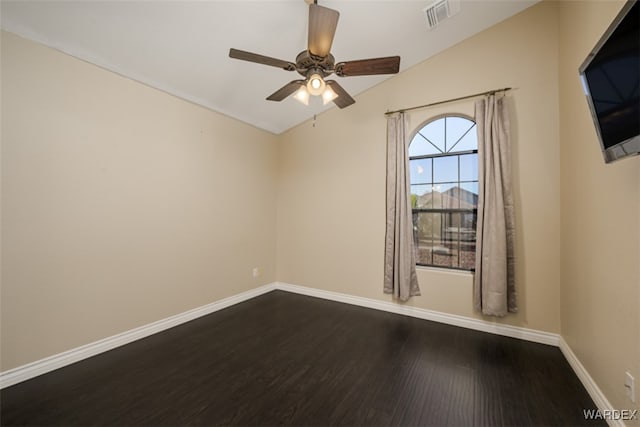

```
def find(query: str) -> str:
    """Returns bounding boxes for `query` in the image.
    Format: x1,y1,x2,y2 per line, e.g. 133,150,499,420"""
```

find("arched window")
409,115,478,270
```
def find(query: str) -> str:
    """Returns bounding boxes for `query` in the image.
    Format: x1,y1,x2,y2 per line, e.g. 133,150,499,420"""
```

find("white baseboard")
559,338,626,427
274,282,559,346
0,283,277,389
1,279,617,426
0,281,558,388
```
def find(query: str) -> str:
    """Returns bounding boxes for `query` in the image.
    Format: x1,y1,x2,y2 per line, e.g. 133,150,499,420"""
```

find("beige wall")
1,31,278,371
277,1,561,334
558,0,640,416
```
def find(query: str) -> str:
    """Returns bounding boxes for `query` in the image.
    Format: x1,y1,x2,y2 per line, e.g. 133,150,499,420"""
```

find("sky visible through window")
409,117,478,197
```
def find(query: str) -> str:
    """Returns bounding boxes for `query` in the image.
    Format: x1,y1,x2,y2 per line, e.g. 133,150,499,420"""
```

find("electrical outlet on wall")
625,371,635,403
252,267,260,278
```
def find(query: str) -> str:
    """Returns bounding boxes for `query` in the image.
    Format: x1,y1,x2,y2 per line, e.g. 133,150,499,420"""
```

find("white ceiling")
1,0,537,134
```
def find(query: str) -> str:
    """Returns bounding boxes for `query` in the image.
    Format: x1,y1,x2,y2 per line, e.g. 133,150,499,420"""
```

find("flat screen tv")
579,0,639,163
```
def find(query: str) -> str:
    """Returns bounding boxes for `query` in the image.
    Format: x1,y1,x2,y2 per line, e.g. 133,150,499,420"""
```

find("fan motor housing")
295,50,335,77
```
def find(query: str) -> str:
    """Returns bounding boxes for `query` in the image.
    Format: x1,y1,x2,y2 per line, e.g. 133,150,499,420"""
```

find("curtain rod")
384,87,512,116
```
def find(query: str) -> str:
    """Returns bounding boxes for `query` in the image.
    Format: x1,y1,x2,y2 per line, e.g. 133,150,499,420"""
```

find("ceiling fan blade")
266,80,306,102
308,4,339,58
336,56,401,77
229,48,296,71
326,80,355,109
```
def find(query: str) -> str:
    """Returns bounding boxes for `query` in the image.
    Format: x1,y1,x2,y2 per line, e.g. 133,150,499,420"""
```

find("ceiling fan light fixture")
229,2,400,111
322,85,338,105
293,86,310,105
307,72,326,96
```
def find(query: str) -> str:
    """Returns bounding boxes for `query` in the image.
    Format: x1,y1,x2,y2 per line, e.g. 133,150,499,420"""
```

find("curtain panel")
384,112,421,301
474,94,517,316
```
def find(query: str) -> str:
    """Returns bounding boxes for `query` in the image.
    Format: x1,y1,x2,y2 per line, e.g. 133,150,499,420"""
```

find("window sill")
415,265,474,277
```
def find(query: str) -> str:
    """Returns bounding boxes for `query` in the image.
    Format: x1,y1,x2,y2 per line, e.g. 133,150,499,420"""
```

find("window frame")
408,114,478,272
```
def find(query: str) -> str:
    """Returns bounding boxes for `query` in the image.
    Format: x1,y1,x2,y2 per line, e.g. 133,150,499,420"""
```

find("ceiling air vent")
423,0,460,30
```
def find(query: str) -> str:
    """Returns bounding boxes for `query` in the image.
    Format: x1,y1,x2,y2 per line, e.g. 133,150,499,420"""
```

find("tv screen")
579,0,640,163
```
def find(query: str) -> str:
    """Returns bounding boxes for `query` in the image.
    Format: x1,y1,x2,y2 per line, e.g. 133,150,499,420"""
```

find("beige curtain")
474,94,517,316
384,112,420,301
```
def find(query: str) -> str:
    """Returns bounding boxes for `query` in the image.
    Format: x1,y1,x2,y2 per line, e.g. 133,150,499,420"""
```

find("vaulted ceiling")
1,1,537,134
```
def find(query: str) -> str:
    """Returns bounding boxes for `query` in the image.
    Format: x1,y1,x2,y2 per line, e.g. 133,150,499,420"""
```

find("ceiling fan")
229,0,401,109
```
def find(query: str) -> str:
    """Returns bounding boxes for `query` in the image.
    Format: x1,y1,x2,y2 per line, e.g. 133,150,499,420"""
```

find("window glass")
409,158,432,185
409,116,478,271
419,119,445,153
433,156,458,183
459,153,478,181
409,133,441,157
445,116,473,151
452,126,478,152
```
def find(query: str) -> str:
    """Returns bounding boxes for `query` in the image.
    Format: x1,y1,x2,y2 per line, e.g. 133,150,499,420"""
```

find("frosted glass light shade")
293,86,310,105
307,73,326,96
322,85,338,105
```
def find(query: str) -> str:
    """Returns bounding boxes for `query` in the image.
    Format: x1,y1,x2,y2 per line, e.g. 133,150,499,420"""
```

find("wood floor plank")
1,291,605,426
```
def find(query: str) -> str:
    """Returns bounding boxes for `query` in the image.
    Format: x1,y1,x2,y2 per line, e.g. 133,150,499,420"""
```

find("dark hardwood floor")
1,290,604,426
